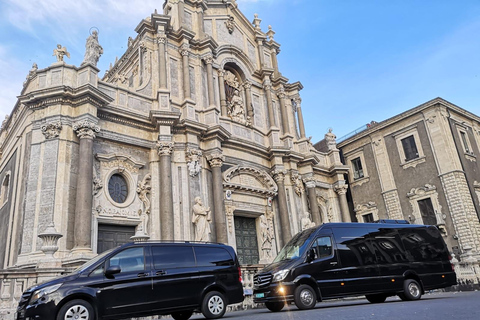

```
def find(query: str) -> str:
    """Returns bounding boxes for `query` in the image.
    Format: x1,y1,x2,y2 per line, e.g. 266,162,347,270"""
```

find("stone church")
0,0,349,314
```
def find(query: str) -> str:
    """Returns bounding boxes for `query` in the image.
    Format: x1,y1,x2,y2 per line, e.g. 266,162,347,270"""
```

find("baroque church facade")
0,0,350,314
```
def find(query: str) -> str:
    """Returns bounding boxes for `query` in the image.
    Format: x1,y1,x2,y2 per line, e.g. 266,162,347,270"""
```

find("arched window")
0,173,11,207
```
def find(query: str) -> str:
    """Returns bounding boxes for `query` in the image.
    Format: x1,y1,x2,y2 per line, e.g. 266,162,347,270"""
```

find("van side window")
368,228,407,263
152,246,195,269
333,227,376,267
109,247,145,273
195,247,234,266
397,227,446,262
312,236,332,259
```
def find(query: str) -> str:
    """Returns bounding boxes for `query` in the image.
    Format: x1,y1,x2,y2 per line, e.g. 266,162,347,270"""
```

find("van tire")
402,279,422,301
56,299,95,320
171,310,194,320
365,294,387,303
265,301,285,312
294,284,317,310
201,291,226,319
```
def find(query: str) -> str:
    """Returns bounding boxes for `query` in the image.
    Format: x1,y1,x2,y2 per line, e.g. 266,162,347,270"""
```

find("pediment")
223,166,277,196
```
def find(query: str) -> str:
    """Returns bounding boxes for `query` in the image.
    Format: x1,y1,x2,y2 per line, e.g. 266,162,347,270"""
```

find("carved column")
304,178,321,225
157,34,167,89
157,141,175,240
264,83,276,128
271,48,280,78
278,88,289,135
180,44,191,100
294,97,306,138
217,70,228,116
204,55,215,107
207,153,228,244
72,120,99,251
243,80,254,119
272,170,291,247
335,185,351,222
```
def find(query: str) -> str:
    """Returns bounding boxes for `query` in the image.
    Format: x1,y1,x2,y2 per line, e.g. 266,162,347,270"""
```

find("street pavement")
166,291,480,320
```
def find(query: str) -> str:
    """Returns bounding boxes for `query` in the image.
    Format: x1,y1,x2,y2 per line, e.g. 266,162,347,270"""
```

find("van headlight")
29,284,62,305
272,269,289,282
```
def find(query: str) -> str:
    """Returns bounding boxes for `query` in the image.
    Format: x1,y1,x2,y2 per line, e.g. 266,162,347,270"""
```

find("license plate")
255,293,265,298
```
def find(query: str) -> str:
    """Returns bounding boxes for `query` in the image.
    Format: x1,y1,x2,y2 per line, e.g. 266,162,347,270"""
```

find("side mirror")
306,248,316,263
105,265,121,277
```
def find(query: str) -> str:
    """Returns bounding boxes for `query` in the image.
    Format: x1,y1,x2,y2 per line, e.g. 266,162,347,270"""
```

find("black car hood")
259,258,300,274
26,273,79,293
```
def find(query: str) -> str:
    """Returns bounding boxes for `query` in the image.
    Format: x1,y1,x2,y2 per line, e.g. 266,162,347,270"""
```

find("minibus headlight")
272,269,289,282
29,283,62,305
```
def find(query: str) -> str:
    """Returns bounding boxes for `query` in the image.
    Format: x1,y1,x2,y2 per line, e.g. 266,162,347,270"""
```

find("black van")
16,242,244,320
253,222,456,311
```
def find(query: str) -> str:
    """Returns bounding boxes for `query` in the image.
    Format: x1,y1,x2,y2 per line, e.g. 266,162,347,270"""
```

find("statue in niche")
186,149,202,177
224,70,240,89
291,174,304,197
192,197,212,242
135,209,149,235
228,89,251,126
260,214,274,260
301,211,315,231
82,30,103,67
53,44,70,62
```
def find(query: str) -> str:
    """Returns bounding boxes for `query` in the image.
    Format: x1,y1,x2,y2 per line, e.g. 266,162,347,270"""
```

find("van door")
151,245,198,310
299,234,345,298
332,227,381,294
98,247,153,317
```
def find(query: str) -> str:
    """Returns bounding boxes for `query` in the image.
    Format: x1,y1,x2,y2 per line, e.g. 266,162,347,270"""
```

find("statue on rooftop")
53,44,70,62
82,30,103,67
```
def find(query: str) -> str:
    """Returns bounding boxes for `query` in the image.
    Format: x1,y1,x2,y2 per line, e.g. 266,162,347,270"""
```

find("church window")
0,173,10,207
108,173,128,204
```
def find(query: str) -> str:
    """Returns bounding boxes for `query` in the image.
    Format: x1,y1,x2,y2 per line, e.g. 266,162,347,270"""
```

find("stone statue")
260,214,274,260
53,44,70,62
24,63,38,86
82,30,103,67
192,197,211,242
186,149,202,177
301,211,315,231
228,89,251,125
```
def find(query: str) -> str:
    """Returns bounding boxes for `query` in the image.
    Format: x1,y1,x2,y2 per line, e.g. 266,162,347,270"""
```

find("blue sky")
1,0,479,142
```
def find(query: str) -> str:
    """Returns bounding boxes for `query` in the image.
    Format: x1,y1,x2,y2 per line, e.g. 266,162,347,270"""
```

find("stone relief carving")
135,174,151,235
354,201,379,222
223,166,278,196
82,30,103,67
317,194,330,223
73,120,100,139
41,121,62,139
186,148,202,177
192,197,212,242
291,173,304,197
206,152,225,168
224,70,240,89
225,16,235,34
157,141,174,156
93,177,103,196
52,44,70,62
301,211,315,230
259,214,274,262
225,204,236,233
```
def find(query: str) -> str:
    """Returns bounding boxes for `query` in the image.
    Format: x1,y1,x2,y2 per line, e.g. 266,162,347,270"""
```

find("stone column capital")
41,121,62,139
334,184,349,195
157,141,174,156
203,54,214,64
303,177,317,189
294,97,302,105
157,35,167,44
73,120,100,139
272,169,287,182
263,84,272,91
243,80,252,90
277,89,286,99
179,44,190,56
217,69,226,77
206,152,225,168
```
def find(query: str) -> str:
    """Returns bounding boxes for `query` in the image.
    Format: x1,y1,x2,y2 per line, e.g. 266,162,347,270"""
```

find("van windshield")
273,228,316,263
73,247,116,273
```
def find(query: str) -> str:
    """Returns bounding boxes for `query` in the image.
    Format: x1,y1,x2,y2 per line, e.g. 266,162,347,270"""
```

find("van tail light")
238,267,243,283
448,255,455,272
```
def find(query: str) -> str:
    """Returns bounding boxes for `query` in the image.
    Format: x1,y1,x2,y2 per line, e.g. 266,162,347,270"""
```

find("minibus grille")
254,273,272,287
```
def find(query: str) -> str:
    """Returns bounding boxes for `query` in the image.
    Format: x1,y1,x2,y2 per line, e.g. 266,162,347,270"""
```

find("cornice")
201,124,231,142
149,110,182,128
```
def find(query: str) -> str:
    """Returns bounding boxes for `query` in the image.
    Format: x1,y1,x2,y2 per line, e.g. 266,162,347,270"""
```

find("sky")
1,0,480,142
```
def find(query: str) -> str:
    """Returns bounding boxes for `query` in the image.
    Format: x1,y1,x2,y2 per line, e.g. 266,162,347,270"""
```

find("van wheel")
265,301,285,312
294,284,317,310
365,294,387,303
201,291,226,319
402,279,422,301
56,299,95,320
171,310,193,320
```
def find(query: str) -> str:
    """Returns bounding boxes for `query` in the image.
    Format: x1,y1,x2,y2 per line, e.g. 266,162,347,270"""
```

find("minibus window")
312,237,332,259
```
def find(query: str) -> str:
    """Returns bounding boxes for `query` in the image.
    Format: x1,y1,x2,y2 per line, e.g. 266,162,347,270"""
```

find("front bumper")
16,300,57,320
253,281,295,303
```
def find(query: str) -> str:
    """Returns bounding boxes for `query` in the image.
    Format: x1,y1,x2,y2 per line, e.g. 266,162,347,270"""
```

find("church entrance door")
97,224,135,253
234,216,259,265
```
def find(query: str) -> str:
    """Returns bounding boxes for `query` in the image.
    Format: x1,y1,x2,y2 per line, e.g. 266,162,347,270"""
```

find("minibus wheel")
403,279,422,301
56,299,95,320
265,301,284,312
201,291,226,319
294,284,317,310
171,310,194,320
